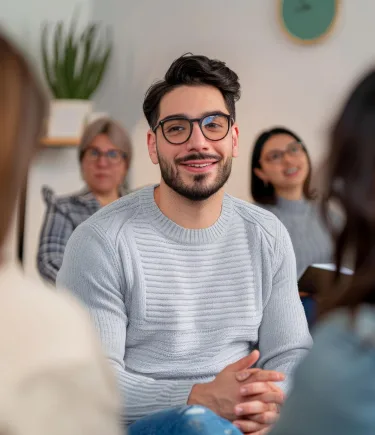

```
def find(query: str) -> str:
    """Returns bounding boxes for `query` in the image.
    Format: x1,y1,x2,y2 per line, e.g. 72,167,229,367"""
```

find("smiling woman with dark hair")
250,126,337,280
251,127,315,206
250,127,342,325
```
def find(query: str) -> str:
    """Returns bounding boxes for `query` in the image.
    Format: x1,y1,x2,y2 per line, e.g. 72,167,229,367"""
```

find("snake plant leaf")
41,24,58,97
40,16,112,100
85,44,112,99
53,22,70,98
64,15,78,97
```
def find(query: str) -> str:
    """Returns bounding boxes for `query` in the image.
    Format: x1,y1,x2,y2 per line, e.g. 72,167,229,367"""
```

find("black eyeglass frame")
152,113,234,145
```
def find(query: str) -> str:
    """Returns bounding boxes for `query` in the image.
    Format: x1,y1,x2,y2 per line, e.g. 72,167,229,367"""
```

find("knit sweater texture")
57,185,312,425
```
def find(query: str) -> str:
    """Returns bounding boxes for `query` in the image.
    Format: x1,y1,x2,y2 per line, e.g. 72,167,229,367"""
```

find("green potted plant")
41,17,112,138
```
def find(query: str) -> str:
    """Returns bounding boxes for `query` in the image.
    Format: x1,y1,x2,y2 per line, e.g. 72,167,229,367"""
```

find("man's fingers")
247,370,285,383
235,401,269,416
268,403,280,414
229,350,260,372
239,382,271,396
236,368,261,382
236,369,284,384
248,392,284,406
268,382,284,394
233,420,268,434
245,411,280,425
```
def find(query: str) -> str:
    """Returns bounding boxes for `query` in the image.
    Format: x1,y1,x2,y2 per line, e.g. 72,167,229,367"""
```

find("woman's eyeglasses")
262,141,305,164
84,147,127,164
152,113,233,145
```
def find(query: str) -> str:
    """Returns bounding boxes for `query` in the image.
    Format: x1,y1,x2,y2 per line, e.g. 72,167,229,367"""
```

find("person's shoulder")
42,186,70,205
41,185,90,209
230,195,285,240
0,263,121,435
78,186,147,237
88,186,144,221
270,306,375,435
253,201,277,212
294,306,375,405
314,305,375,346
0,263,101,361
294,306,375,387
229,196,292,257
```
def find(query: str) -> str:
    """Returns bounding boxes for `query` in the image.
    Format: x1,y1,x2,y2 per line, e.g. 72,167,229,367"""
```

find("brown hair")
79,118,132,167
0,32,47,250
321,69,375,317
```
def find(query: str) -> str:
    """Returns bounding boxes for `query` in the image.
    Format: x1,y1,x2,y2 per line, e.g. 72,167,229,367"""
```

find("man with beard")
57,54,312,435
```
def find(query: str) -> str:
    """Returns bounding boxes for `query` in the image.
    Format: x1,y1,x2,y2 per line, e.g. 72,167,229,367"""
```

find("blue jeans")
301,295,317,328
128,405,242,435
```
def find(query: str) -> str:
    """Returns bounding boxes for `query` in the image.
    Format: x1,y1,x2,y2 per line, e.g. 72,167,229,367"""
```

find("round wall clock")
279,0,340,44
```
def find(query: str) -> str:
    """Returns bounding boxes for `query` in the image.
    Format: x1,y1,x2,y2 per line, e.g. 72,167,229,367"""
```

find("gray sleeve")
56,223,196,425
257,220,313,394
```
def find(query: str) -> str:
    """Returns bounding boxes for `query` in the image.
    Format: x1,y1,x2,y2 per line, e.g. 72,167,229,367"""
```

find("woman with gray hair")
38,118,132,284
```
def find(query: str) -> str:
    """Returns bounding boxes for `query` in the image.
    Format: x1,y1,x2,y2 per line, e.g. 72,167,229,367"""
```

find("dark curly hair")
143,53,241,129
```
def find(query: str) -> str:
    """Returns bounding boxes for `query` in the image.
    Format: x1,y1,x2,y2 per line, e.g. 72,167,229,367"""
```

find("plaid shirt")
37,186,127,284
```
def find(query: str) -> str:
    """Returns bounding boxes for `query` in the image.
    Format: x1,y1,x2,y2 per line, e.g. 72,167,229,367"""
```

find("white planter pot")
47,99,93,138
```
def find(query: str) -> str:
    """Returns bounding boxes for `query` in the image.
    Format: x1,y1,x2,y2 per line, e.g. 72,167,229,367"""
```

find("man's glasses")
153,113,233,145
84,147,127,164
262,141,305,164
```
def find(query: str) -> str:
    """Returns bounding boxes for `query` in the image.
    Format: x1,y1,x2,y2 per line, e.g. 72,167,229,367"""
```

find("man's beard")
157,150,232,201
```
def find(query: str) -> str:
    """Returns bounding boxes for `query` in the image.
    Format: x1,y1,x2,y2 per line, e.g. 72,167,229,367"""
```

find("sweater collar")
139,185,233,245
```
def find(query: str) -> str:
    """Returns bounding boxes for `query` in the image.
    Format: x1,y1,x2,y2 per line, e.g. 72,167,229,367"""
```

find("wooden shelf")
41,137,80,147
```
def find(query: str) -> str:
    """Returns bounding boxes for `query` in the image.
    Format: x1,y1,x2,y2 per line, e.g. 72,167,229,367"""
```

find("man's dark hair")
143,53,241,129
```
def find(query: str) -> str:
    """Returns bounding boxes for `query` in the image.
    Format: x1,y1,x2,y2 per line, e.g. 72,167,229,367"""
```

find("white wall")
3,0,375,280
93,0,375,201
0,0,91,281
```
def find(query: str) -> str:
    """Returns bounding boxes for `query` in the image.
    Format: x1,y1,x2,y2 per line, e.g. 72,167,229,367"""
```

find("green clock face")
280,0,339,44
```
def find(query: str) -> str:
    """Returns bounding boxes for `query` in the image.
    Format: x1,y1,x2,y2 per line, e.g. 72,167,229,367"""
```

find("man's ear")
253,167,268,183
231,123,239,158
147,130,159,165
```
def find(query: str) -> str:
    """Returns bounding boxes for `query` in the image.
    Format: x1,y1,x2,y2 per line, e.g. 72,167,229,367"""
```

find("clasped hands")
188,350,285,435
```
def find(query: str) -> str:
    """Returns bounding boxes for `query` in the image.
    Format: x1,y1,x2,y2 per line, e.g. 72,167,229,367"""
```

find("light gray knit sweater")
258,197,339,279
57,185,312,425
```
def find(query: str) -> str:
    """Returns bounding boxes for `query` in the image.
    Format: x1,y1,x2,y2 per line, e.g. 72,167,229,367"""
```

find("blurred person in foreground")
0,31,121,435
269,69,375,435
38,118,132,284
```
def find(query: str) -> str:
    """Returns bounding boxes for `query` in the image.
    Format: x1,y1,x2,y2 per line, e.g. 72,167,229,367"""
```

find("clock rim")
278,0,341,45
